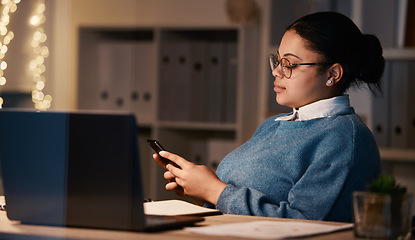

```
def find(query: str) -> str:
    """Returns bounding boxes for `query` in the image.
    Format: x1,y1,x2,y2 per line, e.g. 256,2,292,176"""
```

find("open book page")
186,220,353,239
144,199,221,216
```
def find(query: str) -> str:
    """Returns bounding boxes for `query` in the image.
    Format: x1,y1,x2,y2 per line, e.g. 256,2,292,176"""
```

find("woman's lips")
274,84,285,93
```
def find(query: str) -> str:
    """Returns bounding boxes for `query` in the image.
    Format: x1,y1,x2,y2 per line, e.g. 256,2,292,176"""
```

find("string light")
29,0,51,110
0,0,19,109
0,0,51,110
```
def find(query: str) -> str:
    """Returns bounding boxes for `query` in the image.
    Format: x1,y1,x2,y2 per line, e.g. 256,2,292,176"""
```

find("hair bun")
287,12,385,94
358,34,385,85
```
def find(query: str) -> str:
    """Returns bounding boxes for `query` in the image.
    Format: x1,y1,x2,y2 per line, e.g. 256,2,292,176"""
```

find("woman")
153,12,384,222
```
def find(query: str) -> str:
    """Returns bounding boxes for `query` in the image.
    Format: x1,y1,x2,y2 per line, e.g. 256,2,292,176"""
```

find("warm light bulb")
40,46,49,57
36,81,44,90
40,33,47,42
0,45,8,54
36,56,44,64
2,6,9,15
0,27,7,36
7,31,14,39
9,4,17,13
0,76,6,85
37,3,45,12
31,39,39,48
44,95,52,102
33,31,41,40
3,36,10,44
3,31,14,44
37,91,44,100
38,64,45,73
1,15,10,24
29,16,40,26
29,60,37,70
0,61,7,70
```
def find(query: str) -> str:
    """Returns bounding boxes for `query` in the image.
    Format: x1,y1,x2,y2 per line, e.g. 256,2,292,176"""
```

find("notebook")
0,110,203,231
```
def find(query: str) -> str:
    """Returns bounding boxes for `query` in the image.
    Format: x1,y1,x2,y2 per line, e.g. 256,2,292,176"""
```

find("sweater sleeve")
216,148,352,220
215,117,361,220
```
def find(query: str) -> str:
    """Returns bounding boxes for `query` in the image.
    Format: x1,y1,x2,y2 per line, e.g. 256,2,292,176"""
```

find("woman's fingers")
164,171,176,182
165,181,185,196
159,151,192,169
165,181,179,190
152,153,168,169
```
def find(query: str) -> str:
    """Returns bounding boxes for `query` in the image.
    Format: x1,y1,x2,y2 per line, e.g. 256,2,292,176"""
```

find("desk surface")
0,210,359,240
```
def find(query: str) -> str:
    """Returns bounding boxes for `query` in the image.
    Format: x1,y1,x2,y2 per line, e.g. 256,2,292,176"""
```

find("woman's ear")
326,63,343,86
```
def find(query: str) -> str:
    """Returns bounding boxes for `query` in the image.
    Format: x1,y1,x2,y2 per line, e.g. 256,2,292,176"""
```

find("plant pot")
353,191,413,239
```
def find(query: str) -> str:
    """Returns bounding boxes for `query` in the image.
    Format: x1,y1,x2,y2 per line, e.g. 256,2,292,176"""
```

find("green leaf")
366,174,407,195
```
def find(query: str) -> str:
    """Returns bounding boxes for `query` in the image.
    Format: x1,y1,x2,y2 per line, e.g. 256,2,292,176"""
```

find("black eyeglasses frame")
269,53,331,79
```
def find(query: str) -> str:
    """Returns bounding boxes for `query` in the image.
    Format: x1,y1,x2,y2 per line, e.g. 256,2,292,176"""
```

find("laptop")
0,110,203,231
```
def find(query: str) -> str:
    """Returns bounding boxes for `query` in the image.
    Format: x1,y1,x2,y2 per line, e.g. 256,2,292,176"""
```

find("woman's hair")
287,12,385,94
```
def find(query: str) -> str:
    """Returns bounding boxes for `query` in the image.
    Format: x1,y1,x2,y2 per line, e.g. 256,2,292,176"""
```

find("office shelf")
380,148,415,163
77,26,259,200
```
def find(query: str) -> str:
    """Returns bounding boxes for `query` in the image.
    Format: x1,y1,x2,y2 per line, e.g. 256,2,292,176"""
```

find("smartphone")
146,139,181,169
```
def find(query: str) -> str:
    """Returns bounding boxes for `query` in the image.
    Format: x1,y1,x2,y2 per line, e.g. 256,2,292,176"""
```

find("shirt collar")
275,95,350,121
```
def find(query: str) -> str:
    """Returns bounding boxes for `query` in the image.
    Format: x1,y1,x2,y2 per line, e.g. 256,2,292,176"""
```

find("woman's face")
272,30,333,108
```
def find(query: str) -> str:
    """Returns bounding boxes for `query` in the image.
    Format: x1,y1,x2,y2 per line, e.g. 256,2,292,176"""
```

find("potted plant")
353,174,413,239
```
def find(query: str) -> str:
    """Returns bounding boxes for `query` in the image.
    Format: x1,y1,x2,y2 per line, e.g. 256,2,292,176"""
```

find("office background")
0,0,414,215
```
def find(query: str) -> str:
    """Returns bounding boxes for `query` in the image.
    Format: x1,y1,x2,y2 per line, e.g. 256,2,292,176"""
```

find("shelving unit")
358,0,415,156
77,26,259,200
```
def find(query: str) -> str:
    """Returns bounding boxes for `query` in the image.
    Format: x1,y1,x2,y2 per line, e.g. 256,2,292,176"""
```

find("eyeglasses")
269,53,329,79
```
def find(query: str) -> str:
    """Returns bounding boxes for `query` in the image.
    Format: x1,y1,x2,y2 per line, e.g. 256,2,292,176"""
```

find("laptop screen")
0,110,146,230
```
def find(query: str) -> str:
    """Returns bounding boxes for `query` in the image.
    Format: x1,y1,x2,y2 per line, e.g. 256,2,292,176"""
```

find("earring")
327,80,333,85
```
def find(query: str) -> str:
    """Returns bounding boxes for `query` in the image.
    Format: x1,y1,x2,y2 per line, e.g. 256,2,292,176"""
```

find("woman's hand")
153,153,185,195
153,151,227,205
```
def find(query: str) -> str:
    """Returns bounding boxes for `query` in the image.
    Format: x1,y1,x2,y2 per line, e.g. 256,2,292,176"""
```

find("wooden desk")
0,210,357,240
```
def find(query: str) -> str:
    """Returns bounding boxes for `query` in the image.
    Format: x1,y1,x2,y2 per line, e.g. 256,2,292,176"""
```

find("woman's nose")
272,67,282,78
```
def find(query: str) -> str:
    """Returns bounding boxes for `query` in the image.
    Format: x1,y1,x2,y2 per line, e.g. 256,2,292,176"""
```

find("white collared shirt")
275,95,350,121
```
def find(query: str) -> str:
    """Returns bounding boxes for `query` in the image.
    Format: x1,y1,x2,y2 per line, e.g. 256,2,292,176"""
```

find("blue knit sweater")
212,107,380,222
